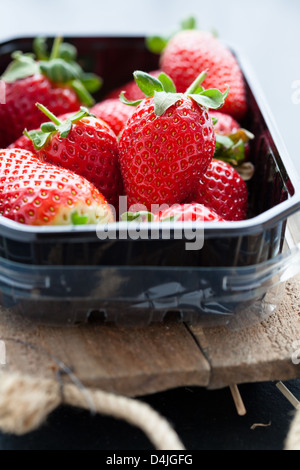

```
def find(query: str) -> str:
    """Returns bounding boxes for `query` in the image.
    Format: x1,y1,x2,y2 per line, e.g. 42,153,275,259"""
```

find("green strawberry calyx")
215,129,255,165
71,211,89,225
1,36,102,107
24,103,95,150
214,129,255,181
121,211,182,223
120,70,228,116
121,211,155,223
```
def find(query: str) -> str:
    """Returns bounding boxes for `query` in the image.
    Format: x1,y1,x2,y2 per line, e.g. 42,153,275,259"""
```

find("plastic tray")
0,36,299,327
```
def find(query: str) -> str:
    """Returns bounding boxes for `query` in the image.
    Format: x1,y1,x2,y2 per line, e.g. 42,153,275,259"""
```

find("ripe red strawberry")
25,106,123,210
90,99,135,137
106,70,161,101
159,30,247,120
0,37,102,148
0,149,114,226
189,159,248,221
154,203,225,222
210,111,240,135
119,71,227,210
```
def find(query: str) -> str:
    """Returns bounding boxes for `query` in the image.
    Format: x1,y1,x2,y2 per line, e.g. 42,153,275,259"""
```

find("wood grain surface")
0,275,299,396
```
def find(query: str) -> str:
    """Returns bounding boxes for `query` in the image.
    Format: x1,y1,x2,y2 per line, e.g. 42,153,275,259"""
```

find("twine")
0,371,185,450
1,370,300,450
285,406,300,451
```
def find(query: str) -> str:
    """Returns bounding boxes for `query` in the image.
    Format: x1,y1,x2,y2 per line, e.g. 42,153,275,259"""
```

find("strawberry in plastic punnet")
0,149,114,226
190,159,248,221
0,36,102,147
25,105,123,210
122,203,225,223
154,203,225,222
211,111,240,136
119,70,227,211
147,18,248,120
90,99,135,137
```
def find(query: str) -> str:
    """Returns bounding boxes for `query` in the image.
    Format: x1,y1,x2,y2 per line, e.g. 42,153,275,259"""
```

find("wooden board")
191,276,300,389
0,275,299,396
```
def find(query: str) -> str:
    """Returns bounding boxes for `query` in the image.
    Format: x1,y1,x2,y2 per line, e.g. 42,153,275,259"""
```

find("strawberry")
189,159,248,221
119,71,227,211
106,70,161,101
90,99,135,137
154,203,225,222
148,21,247,120
122,203,225,223
210,111,240,135
0,149,114,226
25,106,123,211
0,36,102,148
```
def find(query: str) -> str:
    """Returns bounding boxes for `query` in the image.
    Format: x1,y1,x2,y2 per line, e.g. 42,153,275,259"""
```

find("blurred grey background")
0,0,299,176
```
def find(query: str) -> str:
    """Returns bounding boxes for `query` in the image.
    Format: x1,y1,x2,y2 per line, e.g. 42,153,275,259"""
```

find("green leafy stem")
71,211,89,225
24,103,95,150
120,70,228,116
215,128,255,166
1,36,102,107
121,211,181,223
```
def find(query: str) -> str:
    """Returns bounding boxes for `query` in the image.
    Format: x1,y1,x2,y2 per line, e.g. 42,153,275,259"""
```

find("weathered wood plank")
190,275,300,390
0,311,210,397
0,276,299,396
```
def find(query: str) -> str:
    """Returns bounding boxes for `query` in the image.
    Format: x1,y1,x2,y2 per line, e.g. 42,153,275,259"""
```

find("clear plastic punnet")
0,36,299,328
